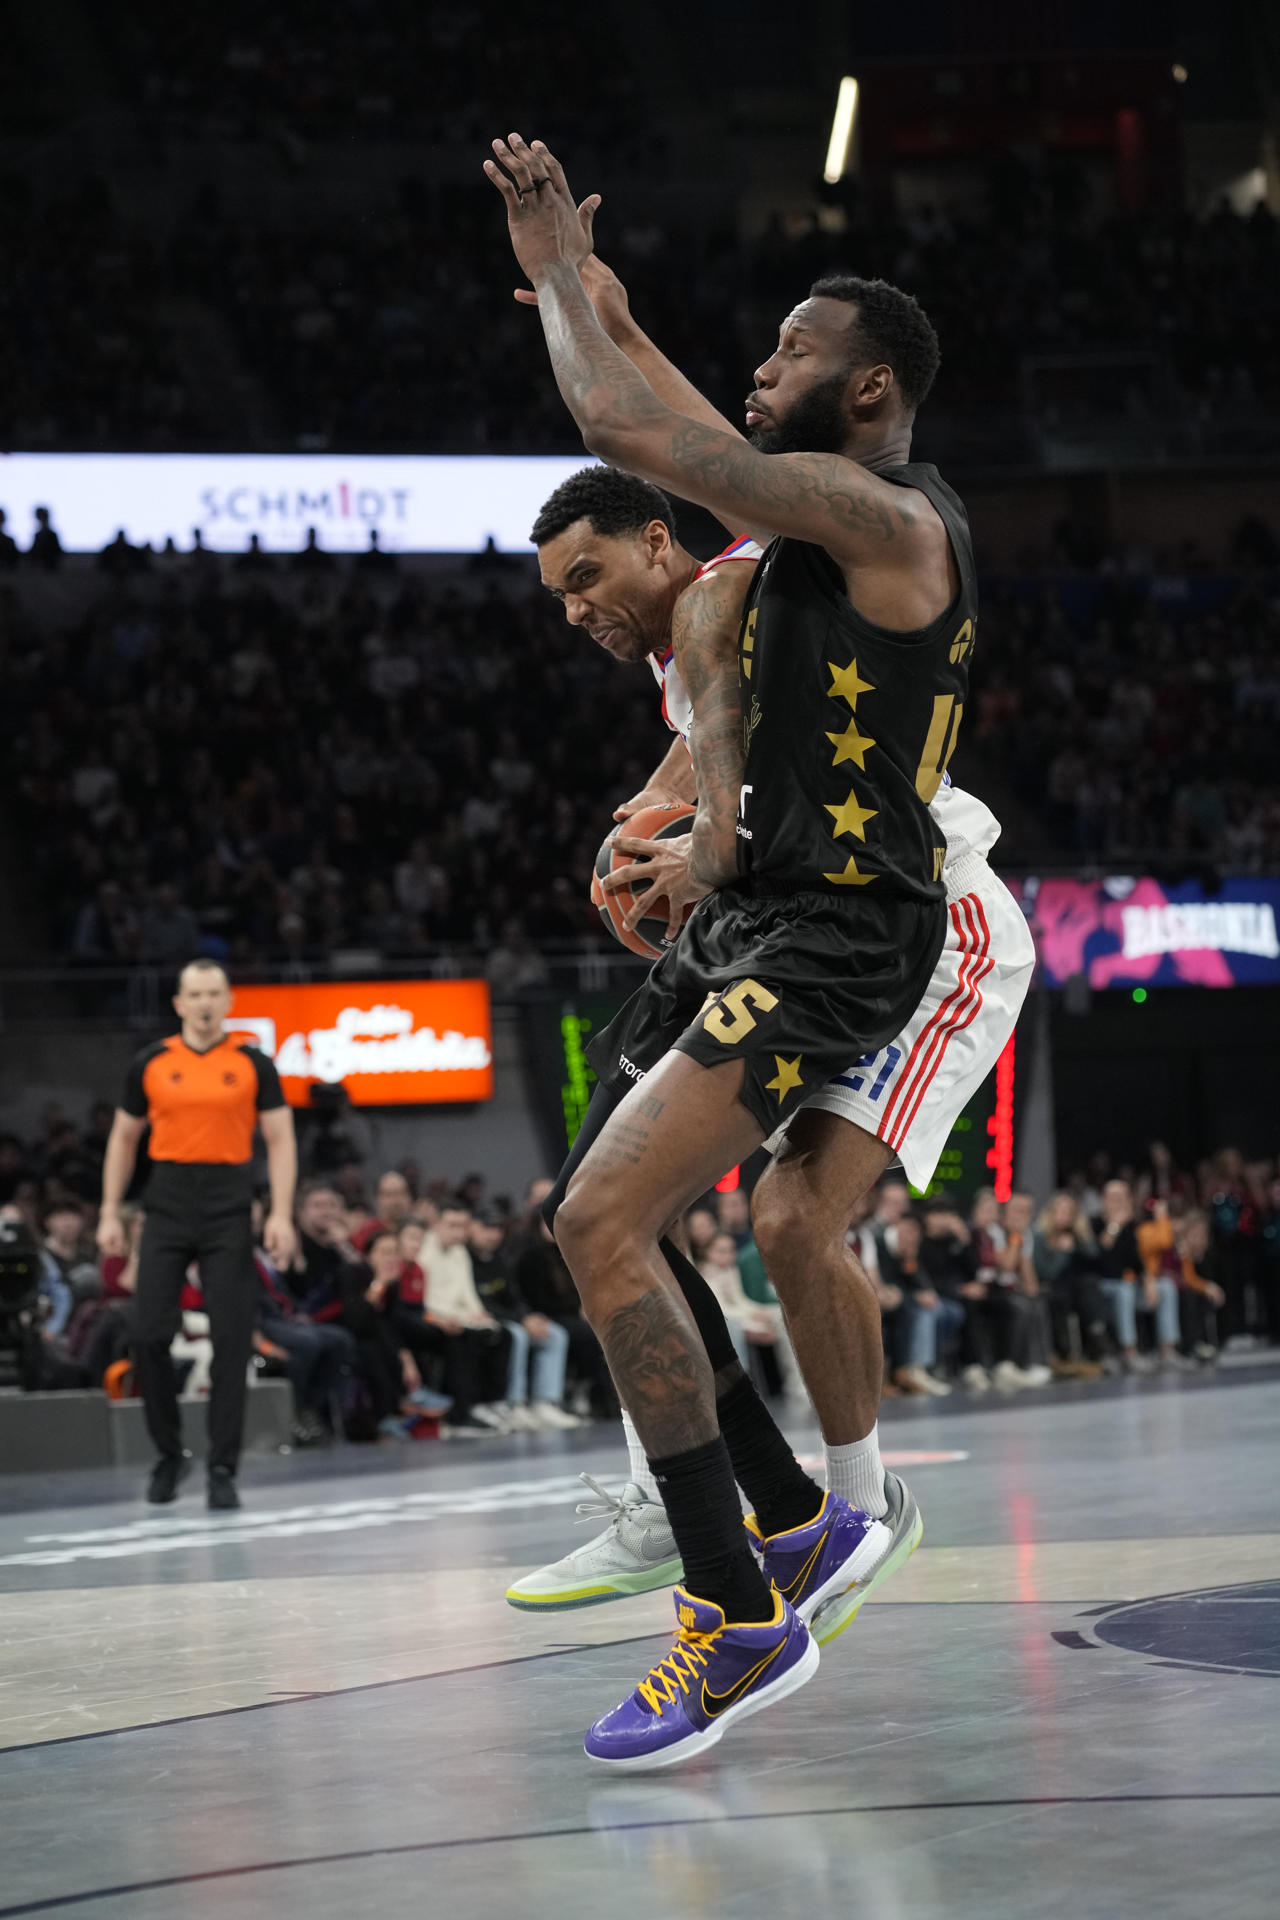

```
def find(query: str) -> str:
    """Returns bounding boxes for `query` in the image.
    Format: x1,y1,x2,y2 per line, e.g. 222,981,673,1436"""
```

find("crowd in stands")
101,1,638,153
4,1098,1278,1443
3,520,1276,973
966,558,1280,866
4,132,1279,453
0,174,229,456
2,551,667,970
1,1113,618,1440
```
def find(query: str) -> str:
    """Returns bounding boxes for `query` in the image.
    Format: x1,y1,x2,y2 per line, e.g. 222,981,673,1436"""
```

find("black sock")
650,1434,775,1623
716,1373,825,1539
661,1236,741,1373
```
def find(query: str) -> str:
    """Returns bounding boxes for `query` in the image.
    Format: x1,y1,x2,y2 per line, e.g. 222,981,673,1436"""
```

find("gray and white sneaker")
503,1403,542,1432
505,1475,682,1611
471,1401,513,1431
533,1400,585,1430
808,1469,924,1645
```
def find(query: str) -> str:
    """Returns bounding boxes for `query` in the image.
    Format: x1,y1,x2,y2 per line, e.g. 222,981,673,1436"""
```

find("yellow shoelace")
636,1624,720,1716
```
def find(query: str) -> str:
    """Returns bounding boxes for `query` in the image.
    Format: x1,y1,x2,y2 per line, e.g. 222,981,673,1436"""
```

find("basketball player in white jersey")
505,249,1034,1633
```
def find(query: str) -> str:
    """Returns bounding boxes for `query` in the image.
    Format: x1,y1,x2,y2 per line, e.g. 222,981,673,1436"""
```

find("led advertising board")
226,980,493,1106
1010,875,1280,989
0,453,597,553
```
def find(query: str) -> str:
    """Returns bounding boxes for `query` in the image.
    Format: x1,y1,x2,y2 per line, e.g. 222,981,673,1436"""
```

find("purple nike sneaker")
583,1584,818,1770
751,1488,910,1646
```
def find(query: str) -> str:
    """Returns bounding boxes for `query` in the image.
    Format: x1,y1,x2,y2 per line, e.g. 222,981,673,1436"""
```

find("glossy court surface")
2,1369,1278,1919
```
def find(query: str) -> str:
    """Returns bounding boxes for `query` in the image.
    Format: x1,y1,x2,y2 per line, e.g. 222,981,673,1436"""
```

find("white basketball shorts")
769,852,1036,1191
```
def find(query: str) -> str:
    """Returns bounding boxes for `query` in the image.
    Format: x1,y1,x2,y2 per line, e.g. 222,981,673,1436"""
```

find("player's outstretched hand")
485,134,591,285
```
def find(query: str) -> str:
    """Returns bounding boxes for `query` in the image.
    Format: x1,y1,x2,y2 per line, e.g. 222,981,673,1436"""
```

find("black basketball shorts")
586,883,948,1134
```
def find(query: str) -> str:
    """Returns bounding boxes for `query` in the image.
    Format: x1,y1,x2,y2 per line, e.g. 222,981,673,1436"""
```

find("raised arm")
486,136,912,566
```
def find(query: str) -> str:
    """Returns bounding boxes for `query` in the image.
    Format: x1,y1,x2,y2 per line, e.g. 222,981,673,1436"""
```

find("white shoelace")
573,1472,639,1529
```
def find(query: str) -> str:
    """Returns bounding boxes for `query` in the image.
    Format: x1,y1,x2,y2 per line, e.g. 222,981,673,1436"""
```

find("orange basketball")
590,803,697,960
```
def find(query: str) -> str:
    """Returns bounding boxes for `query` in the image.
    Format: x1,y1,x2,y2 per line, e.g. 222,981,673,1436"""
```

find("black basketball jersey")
735,462,977,901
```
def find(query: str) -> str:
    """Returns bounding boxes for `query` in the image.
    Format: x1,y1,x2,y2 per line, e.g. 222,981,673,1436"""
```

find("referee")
97,958,298,1508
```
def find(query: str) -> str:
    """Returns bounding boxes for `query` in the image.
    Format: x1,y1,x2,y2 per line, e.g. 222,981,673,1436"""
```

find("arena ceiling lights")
823,75,860,184
0,454,598,554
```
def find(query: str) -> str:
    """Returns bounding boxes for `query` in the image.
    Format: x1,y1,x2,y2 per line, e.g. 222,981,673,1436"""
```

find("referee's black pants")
134,1199,257,1474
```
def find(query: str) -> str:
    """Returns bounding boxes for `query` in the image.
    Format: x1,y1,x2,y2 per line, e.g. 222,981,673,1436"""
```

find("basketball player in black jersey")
487,135,975,1766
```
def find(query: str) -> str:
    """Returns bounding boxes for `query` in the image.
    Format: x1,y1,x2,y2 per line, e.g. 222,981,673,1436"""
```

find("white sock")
824,1423,888,1518
620,1407,661,1504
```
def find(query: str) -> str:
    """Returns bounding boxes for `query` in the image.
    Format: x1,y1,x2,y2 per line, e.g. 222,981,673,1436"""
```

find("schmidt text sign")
0,454,596,553
227,981,493,1106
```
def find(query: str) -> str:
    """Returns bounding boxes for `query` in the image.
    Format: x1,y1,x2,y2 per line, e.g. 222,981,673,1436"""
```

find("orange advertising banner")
225,980,494,1107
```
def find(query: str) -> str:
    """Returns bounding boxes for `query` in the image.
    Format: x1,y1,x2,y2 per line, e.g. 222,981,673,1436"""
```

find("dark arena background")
1,2,1278,1914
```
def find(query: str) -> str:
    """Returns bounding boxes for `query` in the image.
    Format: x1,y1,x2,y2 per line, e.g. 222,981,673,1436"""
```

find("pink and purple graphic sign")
1009,876,1280,989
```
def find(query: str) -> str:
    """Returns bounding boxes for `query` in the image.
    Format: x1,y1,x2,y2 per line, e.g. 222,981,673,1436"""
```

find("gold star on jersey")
826,659,874,709
764,1055,804,1103
825,792,877,841
821,856,876,886
731,479,974,897
825,718,875,770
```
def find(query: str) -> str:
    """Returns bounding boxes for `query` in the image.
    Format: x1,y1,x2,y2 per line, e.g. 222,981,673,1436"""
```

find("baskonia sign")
1008,876,1280,988
226,981,493,1106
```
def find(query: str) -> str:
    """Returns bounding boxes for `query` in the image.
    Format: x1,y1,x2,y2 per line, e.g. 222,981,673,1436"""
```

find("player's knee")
554,1174,620,1275
750,1173,809,1260
750,1169,838,1278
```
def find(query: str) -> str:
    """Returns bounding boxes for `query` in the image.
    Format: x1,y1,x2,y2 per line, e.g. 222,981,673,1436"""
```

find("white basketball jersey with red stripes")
649,535,762,743
660,545,1032,1189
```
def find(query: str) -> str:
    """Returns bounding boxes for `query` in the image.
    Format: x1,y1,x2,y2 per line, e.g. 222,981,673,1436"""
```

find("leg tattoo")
599,1286,718,1458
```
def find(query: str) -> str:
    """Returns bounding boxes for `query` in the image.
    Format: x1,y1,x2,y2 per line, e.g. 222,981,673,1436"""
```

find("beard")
612,625,657,665
748,370,850,456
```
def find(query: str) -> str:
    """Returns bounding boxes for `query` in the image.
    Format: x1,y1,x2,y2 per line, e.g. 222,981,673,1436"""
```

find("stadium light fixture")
824,76,860,185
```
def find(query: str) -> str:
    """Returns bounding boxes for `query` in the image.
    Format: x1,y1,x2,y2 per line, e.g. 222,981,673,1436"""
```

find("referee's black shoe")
147,1453,193,1504
207,1466,241,1512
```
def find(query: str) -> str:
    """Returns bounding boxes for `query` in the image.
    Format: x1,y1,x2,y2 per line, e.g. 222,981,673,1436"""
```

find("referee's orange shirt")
121,1033,286,1165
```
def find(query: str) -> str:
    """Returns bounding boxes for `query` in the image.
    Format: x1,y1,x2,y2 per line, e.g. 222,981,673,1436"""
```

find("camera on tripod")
0,1212,45,1389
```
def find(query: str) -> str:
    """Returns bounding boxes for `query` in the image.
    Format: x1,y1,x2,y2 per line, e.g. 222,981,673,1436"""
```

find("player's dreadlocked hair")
809,274,941,414
530,466,676,547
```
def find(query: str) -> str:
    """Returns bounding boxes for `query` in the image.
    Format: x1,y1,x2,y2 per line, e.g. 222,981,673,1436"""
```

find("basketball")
590,802,697,960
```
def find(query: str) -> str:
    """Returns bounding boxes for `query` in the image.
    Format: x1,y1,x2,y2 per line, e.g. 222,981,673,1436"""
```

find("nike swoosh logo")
779,1535,826,1603
701,1634,789,1720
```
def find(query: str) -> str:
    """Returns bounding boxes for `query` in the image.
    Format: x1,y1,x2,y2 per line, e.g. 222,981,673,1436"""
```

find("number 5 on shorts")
702,978,779,1045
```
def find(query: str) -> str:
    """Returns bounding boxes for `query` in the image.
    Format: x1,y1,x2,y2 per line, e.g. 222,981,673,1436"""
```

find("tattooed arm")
486,135,920,572
673,562,754,890
537,263,911,565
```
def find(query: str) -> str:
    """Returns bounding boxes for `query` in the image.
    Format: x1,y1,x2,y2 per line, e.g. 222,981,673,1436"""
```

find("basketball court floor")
2,1370,1278,1919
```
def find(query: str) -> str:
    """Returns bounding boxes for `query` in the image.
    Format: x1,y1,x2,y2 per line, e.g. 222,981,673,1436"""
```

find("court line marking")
3,1476,621,1567
0,1455,967,1568
0,1629,671,1757
1,1793,1276,1916
2,1572,1264,1759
